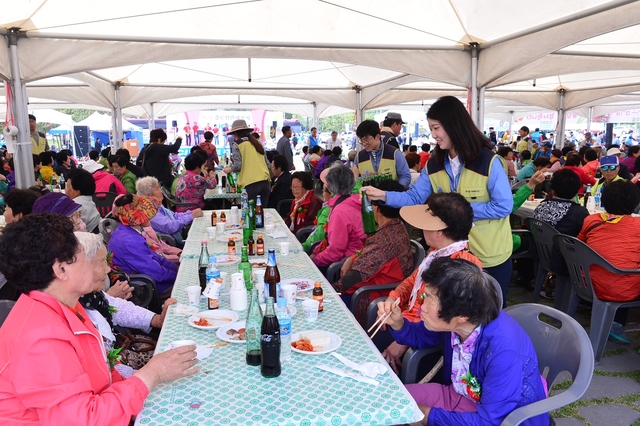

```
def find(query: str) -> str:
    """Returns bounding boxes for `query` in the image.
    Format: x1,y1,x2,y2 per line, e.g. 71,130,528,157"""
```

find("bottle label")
314,295,324,311
279,319,291,336
228,247,236,256
260,332,280,343
247,328,258,341
257,244,264,255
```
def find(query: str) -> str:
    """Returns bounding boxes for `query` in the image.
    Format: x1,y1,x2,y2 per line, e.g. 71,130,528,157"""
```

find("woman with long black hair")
365,96,513,304
223,120,271,205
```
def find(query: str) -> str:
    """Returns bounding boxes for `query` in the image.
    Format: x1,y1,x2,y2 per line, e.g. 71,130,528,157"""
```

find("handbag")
114,332,157,370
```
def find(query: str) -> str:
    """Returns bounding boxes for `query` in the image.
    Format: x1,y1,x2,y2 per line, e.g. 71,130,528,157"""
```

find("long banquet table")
134,208,421,426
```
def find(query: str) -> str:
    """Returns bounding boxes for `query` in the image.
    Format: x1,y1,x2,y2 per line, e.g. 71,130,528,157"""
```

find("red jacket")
0,291,148,425
93,170,127,195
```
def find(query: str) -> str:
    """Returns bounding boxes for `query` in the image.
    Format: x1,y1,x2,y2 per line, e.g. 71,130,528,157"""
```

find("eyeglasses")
291,185,303,190
360,136,374,144
601,165,618,171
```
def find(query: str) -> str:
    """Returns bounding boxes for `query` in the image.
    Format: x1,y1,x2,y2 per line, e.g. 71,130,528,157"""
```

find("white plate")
224,229,243,236
249,258,268,269
163,345,214,360
213,255,240,265
291,331,342,355
188,310,240,330
281,278,314,293
216,320,247,344
217,234,243,242
260,304,297,316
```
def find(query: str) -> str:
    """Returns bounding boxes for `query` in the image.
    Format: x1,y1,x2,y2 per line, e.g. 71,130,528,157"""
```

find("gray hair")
136,176,160,196
74,232,104,260
324,163,355,196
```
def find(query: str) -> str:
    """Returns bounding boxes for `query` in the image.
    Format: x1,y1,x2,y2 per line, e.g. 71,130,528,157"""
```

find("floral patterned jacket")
175,170,216,211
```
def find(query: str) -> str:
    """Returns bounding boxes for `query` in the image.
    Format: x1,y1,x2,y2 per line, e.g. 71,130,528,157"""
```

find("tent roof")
3,0,640,119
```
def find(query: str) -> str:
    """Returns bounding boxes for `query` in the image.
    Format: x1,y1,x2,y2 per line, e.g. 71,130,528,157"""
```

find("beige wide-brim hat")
400,204,448,231
226,119,254,134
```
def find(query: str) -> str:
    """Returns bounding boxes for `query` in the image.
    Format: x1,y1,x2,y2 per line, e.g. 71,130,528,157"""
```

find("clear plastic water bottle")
275,298,292,364
206,255,220,285
594,190,602,210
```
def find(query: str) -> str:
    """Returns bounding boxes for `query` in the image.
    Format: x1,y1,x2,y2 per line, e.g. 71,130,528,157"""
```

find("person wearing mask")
222,120,271,205
364,96,513,304
353,120,412,187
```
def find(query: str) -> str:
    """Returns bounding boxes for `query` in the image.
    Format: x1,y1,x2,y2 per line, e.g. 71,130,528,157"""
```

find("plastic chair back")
326,257,348,284
295,226,314,244
98,218,119,245
511,178,530,193
128,274,162,314
92,192,118,218
511,229,538,261
502,304,594,426
525,218,561,303
161,186,200,212
349,283,398,316
410,239,425,271
0,299,16,327
365,296,397,352
276,198,294,220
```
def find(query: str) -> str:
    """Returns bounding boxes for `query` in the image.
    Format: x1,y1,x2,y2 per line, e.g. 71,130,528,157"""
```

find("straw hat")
399,204,448,231
226,119,254,134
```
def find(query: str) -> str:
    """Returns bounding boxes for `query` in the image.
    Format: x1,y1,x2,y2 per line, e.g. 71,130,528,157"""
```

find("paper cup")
185,285,202,306
253,268,266,285
206,226,216,239
216,222,226,235
265,223,275,235
219,271,228,286
302,299,319,322
279,241,290,256
281,284,297,305
170,339,196,349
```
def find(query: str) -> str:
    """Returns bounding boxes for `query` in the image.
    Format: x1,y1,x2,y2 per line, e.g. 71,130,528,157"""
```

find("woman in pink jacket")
0,213,198,425
311,164,366,274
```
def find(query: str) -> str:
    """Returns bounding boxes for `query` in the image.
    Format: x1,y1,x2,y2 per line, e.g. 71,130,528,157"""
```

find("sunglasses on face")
601,165,618,171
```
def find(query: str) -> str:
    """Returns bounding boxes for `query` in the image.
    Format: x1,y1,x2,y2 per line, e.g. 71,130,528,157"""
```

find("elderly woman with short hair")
378,257,548,426
136,176,203,247
0,213,198,424
285,171,323,232
310,164,366,271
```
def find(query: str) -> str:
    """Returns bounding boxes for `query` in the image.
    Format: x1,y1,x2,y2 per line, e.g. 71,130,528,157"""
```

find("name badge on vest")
461,187,486,200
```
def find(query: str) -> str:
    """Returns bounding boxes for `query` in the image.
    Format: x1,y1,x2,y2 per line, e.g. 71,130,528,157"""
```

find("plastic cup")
265,223,275,235
206,226,216,239
281,284,297,305
219,271,228,286
279,241,290,256
185,285,202,306
302,299,320,322
170,339,196,349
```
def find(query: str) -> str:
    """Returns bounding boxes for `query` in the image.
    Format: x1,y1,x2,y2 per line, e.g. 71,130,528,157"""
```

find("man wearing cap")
606,147,631,180
621,145,640,175
533,142,552,159
380,112,405,149
276,126,294,170
591,155,624,197
580,132,596,148
516,126,530,153
28,114,49,155
354,120,412,187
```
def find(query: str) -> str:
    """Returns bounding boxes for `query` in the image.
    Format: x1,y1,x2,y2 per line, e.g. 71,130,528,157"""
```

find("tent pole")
7,30,34,190
587,107,593,132
479,87,486,134
470,44,479,127
148,102,155,131
509,110,514,143
557,89,566,149
355,87,364,151
312,102,318,130
114,83,123,150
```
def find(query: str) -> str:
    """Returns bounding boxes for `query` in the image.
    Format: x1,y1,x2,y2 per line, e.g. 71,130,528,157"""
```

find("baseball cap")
399,204,447,231
385,112,406,124
599,155,619,167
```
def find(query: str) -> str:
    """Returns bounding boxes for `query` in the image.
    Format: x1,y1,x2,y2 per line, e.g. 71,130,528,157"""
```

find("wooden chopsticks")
368,299,400,339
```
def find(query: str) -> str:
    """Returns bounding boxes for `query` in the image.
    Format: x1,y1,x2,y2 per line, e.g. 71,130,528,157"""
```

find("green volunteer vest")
427,149,512,268
357,143,398,180
237,140,270,188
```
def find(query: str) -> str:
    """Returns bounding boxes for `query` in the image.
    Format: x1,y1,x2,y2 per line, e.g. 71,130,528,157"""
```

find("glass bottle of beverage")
220,211,227,223
248,200,256,230
211,210,217,226
238,246,253,290
227,172,236,193
58,174,65,190
241,189,249,223
264,249,280,300
275,298,292,364
260,297,281,378
312,282,324,312
248,234,256,256
256,235,265,256
255,195,264,228
198,241,210,291
243,208,252,245
228,237,236,256
245,288,263,366
361,189,377,234
206,256,220,309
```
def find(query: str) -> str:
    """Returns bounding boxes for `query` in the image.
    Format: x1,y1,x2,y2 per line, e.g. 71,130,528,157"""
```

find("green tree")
57,109,96,123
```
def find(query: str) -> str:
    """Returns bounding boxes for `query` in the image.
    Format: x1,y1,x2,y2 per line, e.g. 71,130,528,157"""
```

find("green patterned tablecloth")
135,209,421,426
204,188,242,200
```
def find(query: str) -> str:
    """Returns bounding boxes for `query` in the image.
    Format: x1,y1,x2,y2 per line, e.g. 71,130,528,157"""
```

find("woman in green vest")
364,96,514,305
223,120,271,205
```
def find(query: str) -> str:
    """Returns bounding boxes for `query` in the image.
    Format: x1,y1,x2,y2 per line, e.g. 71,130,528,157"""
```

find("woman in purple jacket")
378,257,548,426
108,194,178,302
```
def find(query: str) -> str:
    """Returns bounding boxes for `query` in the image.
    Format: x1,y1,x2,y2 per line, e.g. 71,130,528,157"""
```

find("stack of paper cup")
229,273,248,311
230,206,239,225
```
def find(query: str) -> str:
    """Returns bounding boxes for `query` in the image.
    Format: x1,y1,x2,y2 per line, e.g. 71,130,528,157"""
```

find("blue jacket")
108,224,178,293
390,311,549,426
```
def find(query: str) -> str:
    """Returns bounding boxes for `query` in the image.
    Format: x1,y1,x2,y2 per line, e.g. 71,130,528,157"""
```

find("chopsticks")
368,299,400,339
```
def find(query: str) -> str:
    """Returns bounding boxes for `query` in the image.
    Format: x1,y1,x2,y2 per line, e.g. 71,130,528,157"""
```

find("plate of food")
291,330,342,355
260,304,297,316
524,198,544,205
216,320,246,343
250,259,268,269
188,310,240,330
213,255,240,265
281,278,314,293
217,234,243,243
225,223,242,229
224,229,243,237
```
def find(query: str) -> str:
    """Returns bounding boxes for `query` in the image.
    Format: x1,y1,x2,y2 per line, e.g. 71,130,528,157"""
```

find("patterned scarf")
289,190,312,231
79,291,113,328
599,212,625,224
409,240,469,310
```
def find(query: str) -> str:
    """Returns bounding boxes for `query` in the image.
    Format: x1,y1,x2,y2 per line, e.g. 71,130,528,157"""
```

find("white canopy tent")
4,0,640,187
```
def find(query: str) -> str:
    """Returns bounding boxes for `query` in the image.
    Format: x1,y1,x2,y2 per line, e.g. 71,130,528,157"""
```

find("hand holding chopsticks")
369,298,401,339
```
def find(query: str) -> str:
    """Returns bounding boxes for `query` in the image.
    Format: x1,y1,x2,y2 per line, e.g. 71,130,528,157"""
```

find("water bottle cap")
209,256,217,263
277,298,287,307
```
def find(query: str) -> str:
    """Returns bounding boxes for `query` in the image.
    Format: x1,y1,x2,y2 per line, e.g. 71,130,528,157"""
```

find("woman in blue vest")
365,96,513,304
